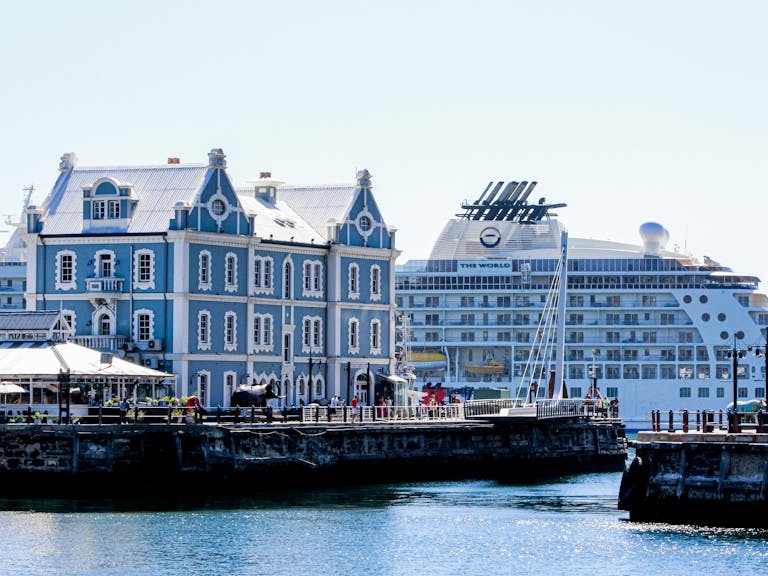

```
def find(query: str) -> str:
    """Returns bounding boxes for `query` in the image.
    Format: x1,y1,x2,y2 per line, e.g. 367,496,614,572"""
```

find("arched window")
99,314,111,336
348,263,360,298
283,260,293,299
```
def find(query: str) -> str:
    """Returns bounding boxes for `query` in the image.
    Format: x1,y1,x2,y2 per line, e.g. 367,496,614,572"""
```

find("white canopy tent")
0,340,175,406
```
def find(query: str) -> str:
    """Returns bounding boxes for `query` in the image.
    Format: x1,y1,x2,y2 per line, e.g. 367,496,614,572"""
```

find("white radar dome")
639,222,669,256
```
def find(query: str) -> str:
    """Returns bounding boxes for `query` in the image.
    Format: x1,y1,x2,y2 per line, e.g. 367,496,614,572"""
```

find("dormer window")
83,177,135,230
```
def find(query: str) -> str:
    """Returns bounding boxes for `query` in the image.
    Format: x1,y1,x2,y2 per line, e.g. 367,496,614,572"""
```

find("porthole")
717,313,726,321
720,331,729,340
702,313,710,321
683,295,692,304
699,295,708,304
735,330,745,340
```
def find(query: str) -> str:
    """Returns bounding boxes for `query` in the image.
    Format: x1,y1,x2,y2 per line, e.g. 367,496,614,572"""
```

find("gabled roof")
39,164,208,235
274,184,357,240
0,311,61,331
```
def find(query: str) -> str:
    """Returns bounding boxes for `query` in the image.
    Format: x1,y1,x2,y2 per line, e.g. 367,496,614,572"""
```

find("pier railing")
464,398,618,420
301,404,465,423
648,409,768,433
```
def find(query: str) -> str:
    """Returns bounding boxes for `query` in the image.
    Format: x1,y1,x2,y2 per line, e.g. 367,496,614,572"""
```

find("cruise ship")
394,181,768,427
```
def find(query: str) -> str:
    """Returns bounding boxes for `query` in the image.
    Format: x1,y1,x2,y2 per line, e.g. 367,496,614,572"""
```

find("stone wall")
619,431,768,527
0,419,626,495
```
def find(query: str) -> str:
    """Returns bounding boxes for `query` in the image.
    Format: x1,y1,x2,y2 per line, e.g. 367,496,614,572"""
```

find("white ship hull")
395,181,768,430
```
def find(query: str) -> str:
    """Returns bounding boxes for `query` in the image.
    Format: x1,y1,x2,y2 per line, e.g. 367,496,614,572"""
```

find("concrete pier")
0,418,627,495
619,431,768,527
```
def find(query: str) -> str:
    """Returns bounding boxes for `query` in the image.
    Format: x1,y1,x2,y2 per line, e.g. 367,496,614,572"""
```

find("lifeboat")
464,359,505,375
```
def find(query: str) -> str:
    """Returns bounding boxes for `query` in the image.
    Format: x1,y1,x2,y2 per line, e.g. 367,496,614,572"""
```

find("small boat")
464,360,505,375
409,351,447,369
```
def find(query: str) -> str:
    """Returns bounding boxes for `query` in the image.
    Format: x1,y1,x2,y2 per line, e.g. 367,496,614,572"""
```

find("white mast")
554,229,568,399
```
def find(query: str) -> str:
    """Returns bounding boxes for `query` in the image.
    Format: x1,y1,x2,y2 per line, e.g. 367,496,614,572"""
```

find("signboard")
457,261,512,276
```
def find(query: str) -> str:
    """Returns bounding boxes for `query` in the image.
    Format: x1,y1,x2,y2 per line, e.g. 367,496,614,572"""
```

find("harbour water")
1,465,767,576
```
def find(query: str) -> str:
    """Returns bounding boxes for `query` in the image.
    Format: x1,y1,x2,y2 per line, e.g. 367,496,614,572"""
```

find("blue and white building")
24,149,398,407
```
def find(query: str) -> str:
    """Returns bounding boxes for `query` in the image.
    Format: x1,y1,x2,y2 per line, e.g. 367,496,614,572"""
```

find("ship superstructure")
394,181,768,426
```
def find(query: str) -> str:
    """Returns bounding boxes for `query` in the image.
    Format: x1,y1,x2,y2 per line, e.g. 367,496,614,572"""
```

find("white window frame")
302,259,324,298
370,265,382,301
94,249,116,278
60,309,76,337
92,200,106,220
283,259,293,299
196,370,211,407
223,371,237,408
197,310,211,351
133,249,155,290
225,252,238,293
253,313,274,352
348,263,360,300
253,255,274,295
108,200,121,219
224,311,238,352
133,308,155,343
198,250,212,291
302,315,323,353
370,318,382,355
348,317,360,354
313,375,325,399
55,250,77,291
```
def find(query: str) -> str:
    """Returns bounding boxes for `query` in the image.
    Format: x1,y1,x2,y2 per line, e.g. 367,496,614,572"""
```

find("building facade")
25,149,398,407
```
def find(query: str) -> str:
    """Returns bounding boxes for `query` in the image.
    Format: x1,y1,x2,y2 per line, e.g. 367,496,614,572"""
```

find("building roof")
237,193,326,244
39,164,208,235
0,340,170,379
275,184,357,240
0,311,61,331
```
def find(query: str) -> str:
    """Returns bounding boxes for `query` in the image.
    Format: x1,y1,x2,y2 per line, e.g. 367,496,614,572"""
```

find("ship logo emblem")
480,227,501,248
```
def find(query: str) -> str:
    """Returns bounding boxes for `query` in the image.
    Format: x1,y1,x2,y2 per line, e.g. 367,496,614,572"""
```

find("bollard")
695,410,701,432
668,410,675,432
682,410,689,433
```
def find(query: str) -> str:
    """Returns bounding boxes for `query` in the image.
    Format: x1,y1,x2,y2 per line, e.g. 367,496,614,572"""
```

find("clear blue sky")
2,0,767,287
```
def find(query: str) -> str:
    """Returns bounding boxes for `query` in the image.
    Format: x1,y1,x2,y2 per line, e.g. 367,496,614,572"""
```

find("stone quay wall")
619,431,768,527
0,419,627,494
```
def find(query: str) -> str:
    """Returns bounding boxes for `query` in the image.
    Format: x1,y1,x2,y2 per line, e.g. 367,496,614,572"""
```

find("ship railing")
300,404,465,423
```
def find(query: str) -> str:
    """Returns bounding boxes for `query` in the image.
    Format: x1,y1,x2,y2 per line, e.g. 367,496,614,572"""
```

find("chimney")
168,157,181,164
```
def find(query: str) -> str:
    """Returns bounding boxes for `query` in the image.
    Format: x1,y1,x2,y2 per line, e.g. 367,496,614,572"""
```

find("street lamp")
726,344,748,432
589,349,600,397
308,347,323,404
748,341,768,413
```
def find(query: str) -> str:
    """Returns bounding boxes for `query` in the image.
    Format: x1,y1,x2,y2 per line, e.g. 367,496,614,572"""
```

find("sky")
1,0,767,287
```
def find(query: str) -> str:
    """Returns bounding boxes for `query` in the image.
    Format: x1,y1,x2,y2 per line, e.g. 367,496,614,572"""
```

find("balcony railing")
86,276,124,293
71,335,127,351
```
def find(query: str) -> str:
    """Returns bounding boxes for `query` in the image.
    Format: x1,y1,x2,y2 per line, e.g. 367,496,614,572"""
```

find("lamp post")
308,347,322,404
748,341,768,412
589,349,600,397
726,344,748,432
